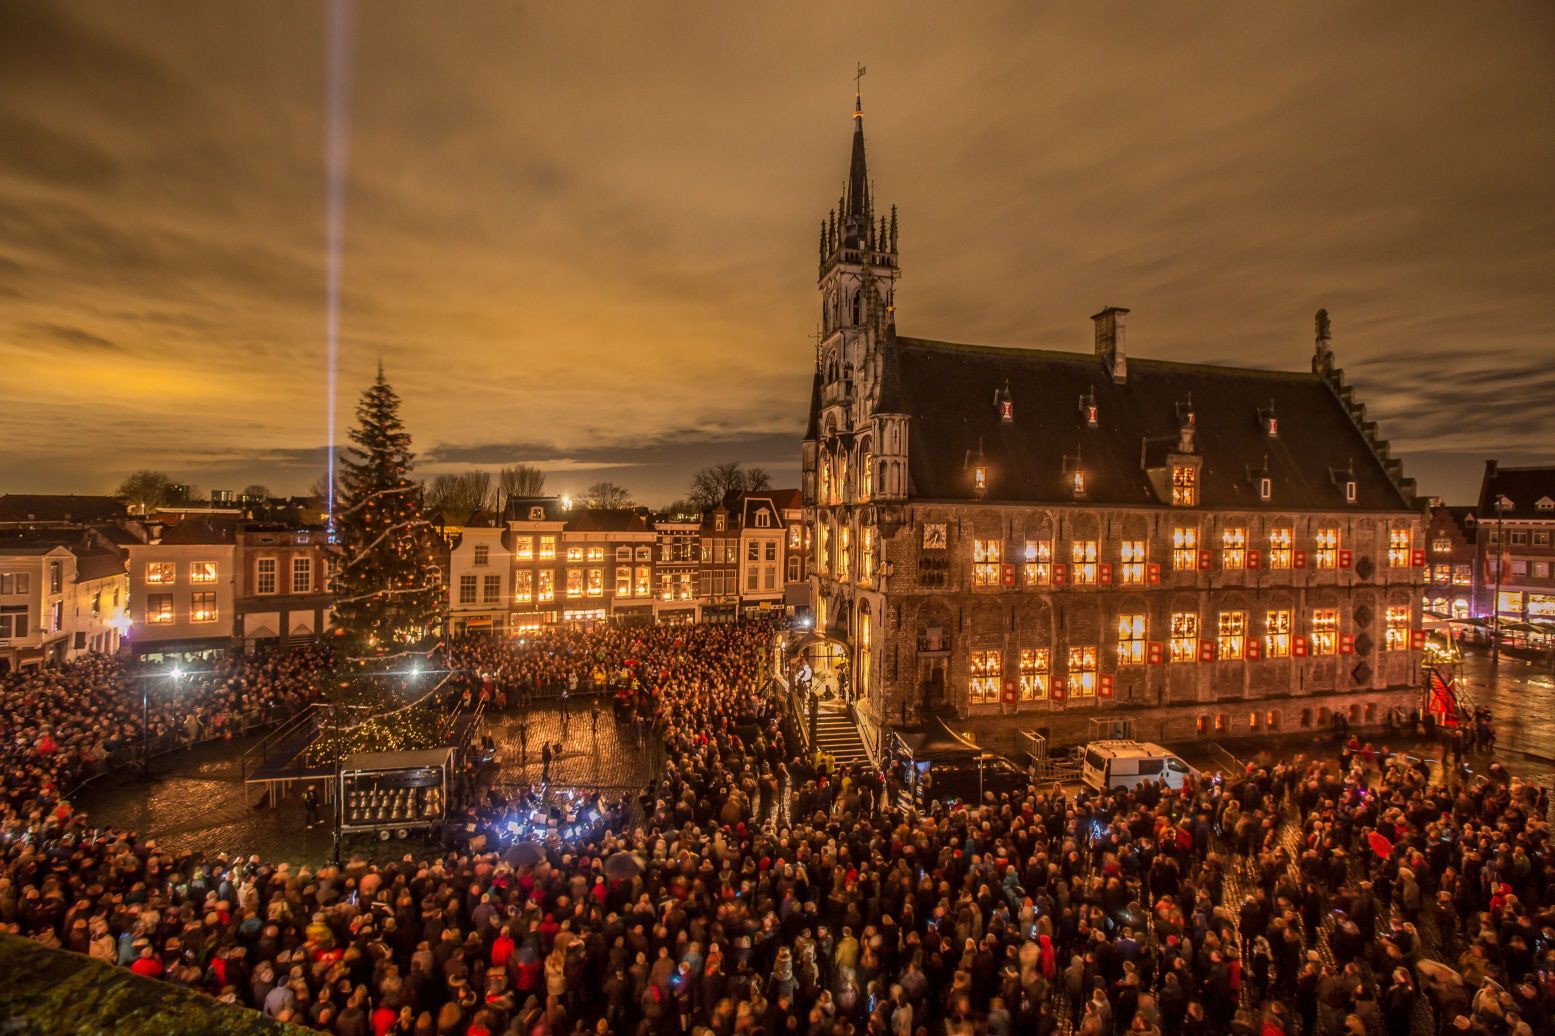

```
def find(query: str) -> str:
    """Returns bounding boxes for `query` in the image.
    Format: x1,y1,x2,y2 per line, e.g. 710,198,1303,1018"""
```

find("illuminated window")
483,574,501,603
1170,611,1199,662
1022,540,1052,586
189,562,217,584
537,569,554,602
565,546,583,562
1072,540,1098,585
587,568,603,597
1314,528,1338,569
1018,648,1049,700
146,593,174,624
858,609,872,697
1070,467,1086,497
514,571,533,603
1119,540,1146,585
587,546,605,562
1385,605,1410,650
973,539,1001,588
514,536,533,560
818,523,831,574
615,546,632,563
1068,645,1097,697
1311,609,1338,654
1172,527,1198,570
256,558,277,595
1221,528,1247,569
861,452,873,500
1171,465,1197,506
635,565,651,597
538,536,556,560
838,526,851,580
459,575,477,604
974,464,988,494
1117,614,1145,665
1268,528,1292,569
1217,611,1246,660
861,527,875,582
146,562,176,585
473,545,489,567
190,592,218,623
1453,565,1471,586
969,649,1001,704
1265,609,1291,657
1388,529,1412,568
616,567,631,596
788,525,802,549
292,557,312,594
566,568,583,597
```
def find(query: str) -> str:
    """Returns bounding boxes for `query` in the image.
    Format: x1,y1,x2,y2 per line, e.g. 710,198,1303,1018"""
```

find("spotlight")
170,666,184,680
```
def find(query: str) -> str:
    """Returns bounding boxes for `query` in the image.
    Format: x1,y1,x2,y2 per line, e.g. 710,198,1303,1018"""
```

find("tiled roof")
1477,464,1555,519
889,337,1411,511
0,494,126,524
155,518,238,545
565,509,649,534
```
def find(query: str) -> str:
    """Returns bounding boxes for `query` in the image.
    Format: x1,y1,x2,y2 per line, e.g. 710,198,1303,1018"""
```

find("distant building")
1423,503,1476,622
124,519,239,660
0,494,127,528
233,524,334,652
1474,462,1555,624
0,531,130,671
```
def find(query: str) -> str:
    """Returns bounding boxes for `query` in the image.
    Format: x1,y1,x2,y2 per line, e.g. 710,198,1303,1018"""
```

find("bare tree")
688,461,746,511
585,481,634,509
241,483,271,501
426,471,495,520
744,467,772,492
115,470,172,514
497,464,546,506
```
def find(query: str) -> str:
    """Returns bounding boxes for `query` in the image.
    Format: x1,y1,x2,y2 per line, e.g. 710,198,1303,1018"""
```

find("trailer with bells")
338,746,452,840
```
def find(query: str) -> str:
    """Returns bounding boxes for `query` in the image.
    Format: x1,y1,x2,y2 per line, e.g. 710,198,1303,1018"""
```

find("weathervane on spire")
853,63,866,118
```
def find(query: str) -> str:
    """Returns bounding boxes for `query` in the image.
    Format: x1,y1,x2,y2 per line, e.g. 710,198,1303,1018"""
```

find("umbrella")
603,852,645,881
504,842,546,868
1367,831,1394,859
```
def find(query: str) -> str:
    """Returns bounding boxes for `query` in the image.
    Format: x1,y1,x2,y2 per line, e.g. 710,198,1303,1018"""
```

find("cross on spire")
853,63,866,118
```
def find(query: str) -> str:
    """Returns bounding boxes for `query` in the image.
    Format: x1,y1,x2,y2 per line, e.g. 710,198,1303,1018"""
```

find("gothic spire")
845,90,870,225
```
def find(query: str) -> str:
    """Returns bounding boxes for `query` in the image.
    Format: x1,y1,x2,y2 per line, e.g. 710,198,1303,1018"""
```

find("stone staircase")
812,707,871,765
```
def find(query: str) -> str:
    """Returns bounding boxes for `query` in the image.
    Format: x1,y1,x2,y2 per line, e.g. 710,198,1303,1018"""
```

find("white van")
1082,740,1196,792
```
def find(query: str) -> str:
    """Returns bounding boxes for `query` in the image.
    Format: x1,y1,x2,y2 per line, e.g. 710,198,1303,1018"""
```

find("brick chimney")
1091,306,1129,383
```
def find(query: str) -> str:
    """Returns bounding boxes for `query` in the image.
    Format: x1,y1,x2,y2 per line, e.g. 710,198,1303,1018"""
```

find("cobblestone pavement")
75,700,656,866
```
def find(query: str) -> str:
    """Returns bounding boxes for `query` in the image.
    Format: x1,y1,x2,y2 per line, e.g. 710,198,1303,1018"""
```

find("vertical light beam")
325,0,355,534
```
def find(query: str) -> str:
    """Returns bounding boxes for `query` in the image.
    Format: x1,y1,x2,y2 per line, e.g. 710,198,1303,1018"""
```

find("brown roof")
1477,463,1555,519
0,494,126,524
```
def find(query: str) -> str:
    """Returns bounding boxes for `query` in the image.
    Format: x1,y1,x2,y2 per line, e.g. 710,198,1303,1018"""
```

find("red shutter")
1051,676,1066,700
1411,629,1427,650
1052,563,1068,586
1340,633,1355,655
1247,638,1262,660
1247,549,1261,569
1198,550,1213,571
1001,678,1017,704
1339,549,1353,569
1099,673,1115,699
1294,550,1307,569
1147,641,1164,666
1199,639,1216,662
1001,563,1016,587
1147,563,1162,585
1294,635,1309,657
1412,549,1426,567
1099,563,1113,585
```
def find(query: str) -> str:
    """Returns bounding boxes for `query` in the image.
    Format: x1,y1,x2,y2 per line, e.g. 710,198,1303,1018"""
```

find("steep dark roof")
74,546,127,583
502,497,567,523
1477,464,1555,519
156,518,238,545
892,337,1410,511
803,365,823,440
565,509,648,534
876,324,907,414
0,494,126,524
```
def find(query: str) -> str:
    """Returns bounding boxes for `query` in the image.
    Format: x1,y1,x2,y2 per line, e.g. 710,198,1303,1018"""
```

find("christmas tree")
314,367,449,759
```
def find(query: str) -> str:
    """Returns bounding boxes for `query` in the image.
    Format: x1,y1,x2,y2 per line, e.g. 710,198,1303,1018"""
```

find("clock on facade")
923,523,947,549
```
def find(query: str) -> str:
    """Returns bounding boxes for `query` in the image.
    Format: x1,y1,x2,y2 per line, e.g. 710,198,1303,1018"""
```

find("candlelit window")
566,569,583,597
1265,609,1291,657
1221,528,1247,569
1068,645,1097,697
861,527,875,582
587,568,604,597
538,536,557,560
1172,527,1198,570
615,567,631,596
146,562,175,585
973,539,1001,588
566,546,583,562
1217,611,1246,659
514,536,533,560
1314,528,1338,569
1385,605,1410,650
189,561,217,584
1311,608,1338,654
190,592,218,623
861,451,873,500
537,570,554,602
788,524,802,549
635,565,651,596
514,571,533,603
587,546,605,562
838,526,851,580
1022,540,1052,586
1171,465,1197,506
1117,613,1145,665
1170,611,1199,662
1119,540,1146,584
1019,648,1049,700
1072,540,1098,585
1387,529,1412,568
459,575,477,604
256,558,277,595
969,649,1001,704
818,524,831,574
147,593,174,624
1268,528,1292,569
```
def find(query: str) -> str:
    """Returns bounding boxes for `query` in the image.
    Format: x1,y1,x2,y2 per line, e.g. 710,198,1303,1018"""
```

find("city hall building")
801,97,1427,753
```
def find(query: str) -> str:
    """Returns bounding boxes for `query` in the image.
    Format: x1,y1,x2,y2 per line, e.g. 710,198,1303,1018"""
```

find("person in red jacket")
129,941,163,979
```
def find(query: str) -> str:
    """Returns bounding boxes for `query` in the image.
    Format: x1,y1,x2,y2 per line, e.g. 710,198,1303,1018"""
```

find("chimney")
1312,307,1333,374
1091,306,1129,383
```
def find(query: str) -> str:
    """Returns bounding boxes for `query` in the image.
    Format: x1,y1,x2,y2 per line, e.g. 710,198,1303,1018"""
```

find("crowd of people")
2,620,1553,1036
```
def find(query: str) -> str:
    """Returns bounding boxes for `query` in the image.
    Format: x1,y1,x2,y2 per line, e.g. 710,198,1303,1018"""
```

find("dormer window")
1063,451,1087,500
1259,477,1273,501
1079,386,1098,428
966,439,988,499
1345,480,1357,503
1331,464,1358,504
994,381,1014,424
1537,496,1555,512
1176,395,1196,426
1259,400,1278,438
1171,465,1197,507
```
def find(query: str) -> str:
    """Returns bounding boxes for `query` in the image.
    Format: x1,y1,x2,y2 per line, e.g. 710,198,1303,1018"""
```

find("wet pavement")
75,700,655,867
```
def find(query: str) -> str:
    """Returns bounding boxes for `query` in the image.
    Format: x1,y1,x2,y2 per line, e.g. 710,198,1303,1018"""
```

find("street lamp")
141,665,183,777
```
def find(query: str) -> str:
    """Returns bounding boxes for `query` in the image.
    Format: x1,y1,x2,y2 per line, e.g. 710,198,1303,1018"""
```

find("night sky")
2,1,1552,506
